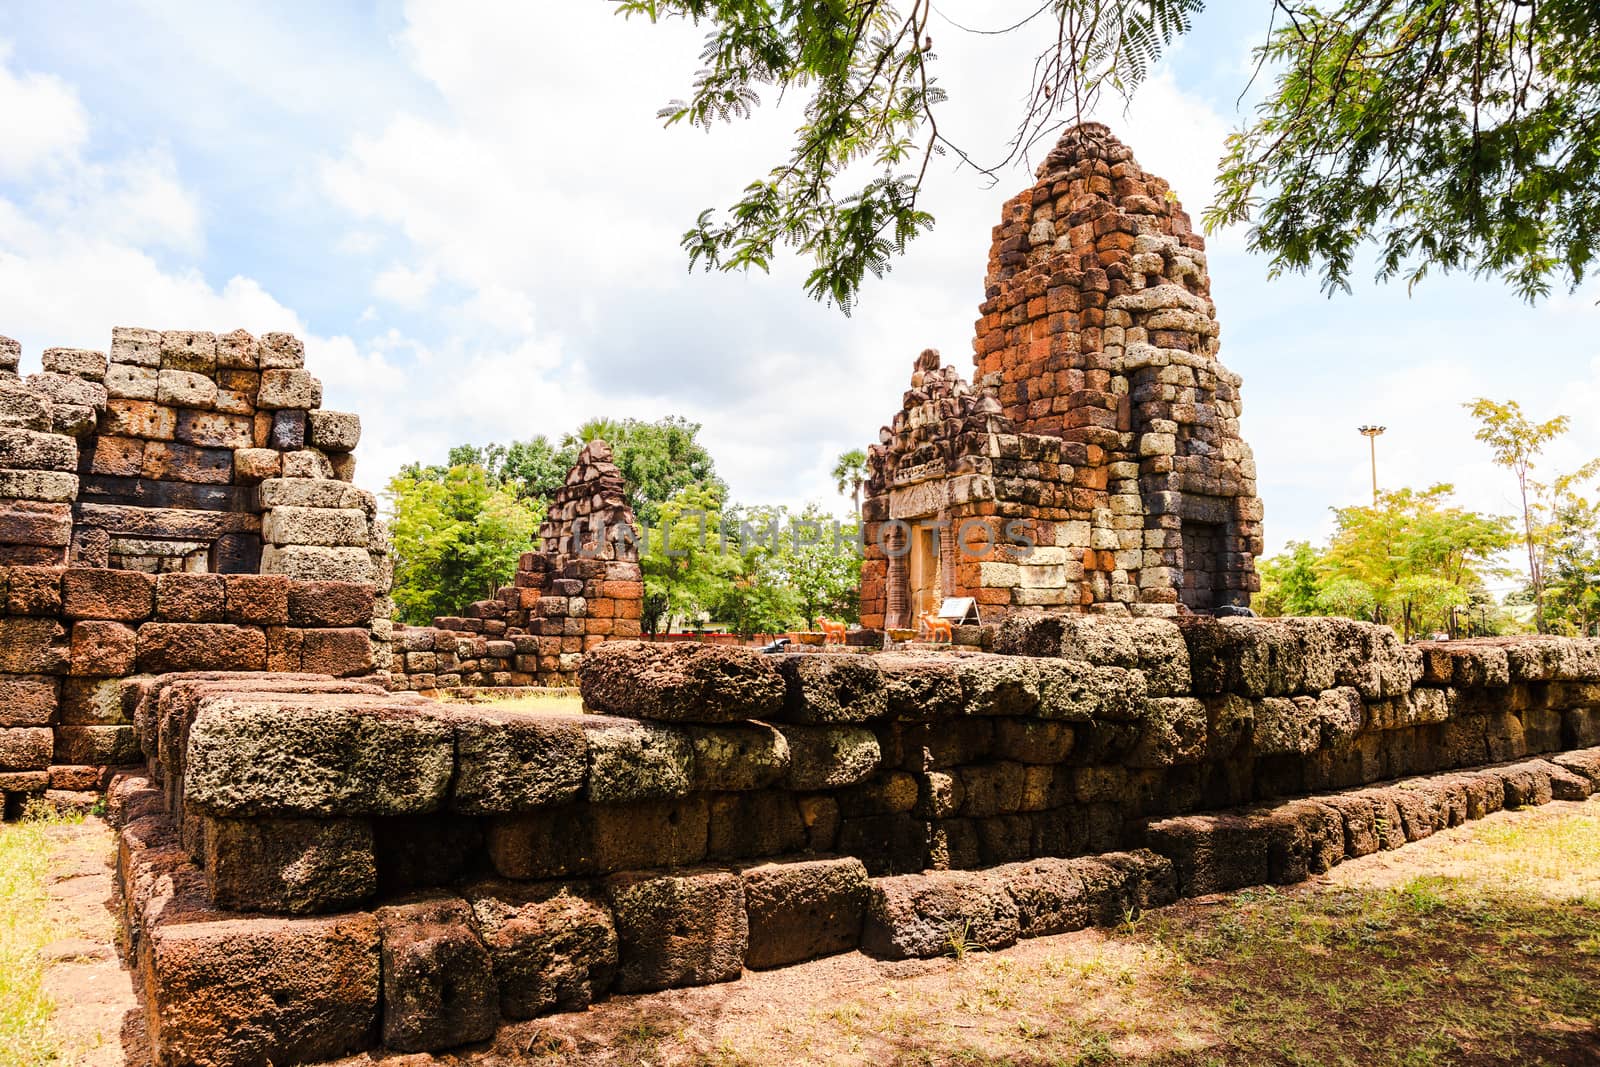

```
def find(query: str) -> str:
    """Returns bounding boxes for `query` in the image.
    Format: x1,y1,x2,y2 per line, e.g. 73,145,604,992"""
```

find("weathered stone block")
0,469,76,502
686,722,790,791
0,675,58,727
232,447,281,483
54,724,139,764
223,574,291,624
146,910,380,1067
259,332,305,370
263,506,369,547
204,816,376,915
0,426,78,471
137,623,266,672
156,369,218,409
861,868,1020,959
142,440,233,484
0,617,69,672
175,409,253,450
184,695,453,817
69,620,137,676
779,725,881,790
110,326,162,367
257,369,322,409
779,653,887,723
742,856,869,968
62,567,155,620
154,573,226,622
606,867,747,993
307,410,361,452
582,718,693,803
1141,813,1271,896
377,895,498,1052
579,640,783,722
286,579,373,626
41,347,107,381
260,544,375,583
0,726,54,770
465,880,618,1019
450,710,588,813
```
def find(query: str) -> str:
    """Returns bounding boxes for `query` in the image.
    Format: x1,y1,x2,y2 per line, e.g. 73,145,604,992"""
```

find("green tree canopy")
386,465,544,625
625,0,1600,309
562,415,726,526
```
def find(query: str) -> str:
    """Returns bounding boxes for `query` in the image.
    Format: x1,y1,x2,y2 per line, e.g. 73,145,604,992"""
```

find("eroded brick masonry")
861,124,1262,629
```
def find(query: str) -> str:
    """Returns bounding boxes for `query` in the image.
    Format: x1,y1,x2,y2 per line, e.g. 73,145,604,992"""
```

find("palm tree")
831,448,867,518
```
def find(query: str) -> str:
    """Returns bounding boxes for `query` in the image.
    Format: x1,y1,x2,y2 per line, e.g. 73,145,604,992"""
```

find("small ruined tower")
859,123,1262,627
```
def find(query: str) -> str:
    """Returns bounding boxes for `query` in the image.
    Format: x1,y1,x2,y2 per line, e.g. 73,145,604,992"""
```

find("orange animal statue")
817,618,847,645
918,611,953,643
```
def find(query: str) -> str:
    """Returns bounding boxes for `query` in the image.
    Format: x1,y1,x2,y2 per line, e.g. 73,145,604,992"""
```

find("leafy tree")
447,436,578,503
770,504,862,626
1321,484,1514,640
1538,480,1600,636
386,465,544,625
1465,398,1599,632
1253,540,1322,617
626,0,1600,309
639,483,741,634
831,448,869,518
716,505,804,635
562,416,725,526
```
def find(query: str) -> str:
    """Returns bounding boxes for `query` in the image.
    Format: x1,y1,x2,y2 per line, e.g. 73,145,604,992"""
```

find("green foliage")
1466,397,1600,633
1321,485,1514,640
386,465,544,624
1546,494,1600,636
830,447,868,517
1253,540,1322,617
562,415,725,526
1208,0,1600,302
640,482,742,634
631,0,1600,308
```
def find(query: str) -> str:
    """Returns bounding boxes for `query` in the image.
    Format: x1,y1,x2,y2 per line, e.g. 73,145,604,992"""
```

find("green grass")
0,805,82,1067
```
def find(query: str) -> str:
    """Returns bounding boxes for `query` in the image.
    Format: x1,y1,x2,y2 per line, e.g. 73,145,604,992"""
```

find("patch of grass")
0,807,79,1067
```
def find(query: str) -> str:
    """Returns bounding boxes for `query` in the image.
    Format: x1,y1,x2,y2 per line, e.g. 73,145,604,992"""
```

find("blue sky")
2,1,1597,595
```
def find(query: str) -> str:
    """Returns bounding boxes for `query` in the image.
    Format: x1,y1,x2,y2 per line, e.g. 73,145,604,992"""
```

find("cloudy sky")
2,1,1596,592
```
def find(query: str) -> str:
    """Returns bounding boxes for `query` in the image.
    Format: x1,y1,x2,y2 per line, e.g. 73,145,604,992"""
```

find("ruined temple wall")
110,620,1600,1062
393,440,644,691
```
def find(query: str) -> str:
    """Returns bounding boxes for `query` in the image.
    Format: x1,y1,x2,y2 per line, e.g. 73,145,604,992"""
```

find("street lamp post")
1358,425,1386,506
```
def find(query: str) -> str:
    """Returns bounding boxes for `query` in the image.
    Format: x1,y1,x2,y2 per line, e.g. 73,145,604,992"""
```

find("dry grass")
436,690,587,715
0,804,84,1067
470,799,1600,1067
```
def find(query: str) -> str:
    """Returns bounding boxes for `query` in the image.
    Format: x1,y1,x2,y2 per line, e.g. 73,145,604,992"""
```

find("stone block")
582,718,693,803
204,816,376,914
175,409,254,450
156,369,218,409
579,640,783,722
373,814,483,896
269,410,306,450
259,332,305,370
184,694,453,817
875,654,966,719
70,620,138,676
1127,697,1207,767
103,399,176,440
861,868,1020,959
0,500,71,546
606,868,747,993
0,426,78,471
233,447,281,483
257,369,322,409
450,710,588,813
307,410,361,452
686,723,790,791
88,434,144,476
155,573,226,622
110,327,162,367
377,895,498,1052
159,330,217,373
706,790,808,859
137,623,266,672
0,378,52,430
257,477,376,512
0,469,76,502
1142,813,1271,896
41,347,105,380
465,880,618,1019
223,573,291,624
742,856,869,968
59,678,128,724
260,544,375,583
53,724,139,765
145,910,380,1067
0,675,59,727
992,718,1075,763
105,362,158,400
1004,851,1177,938
778,725,881,790
286,579,374,626
142,440,233,484
281,449,333,478
485,798,710,879
0,726,54,770
27,371,106,412
263,506,368,548
779,653,887,723
0,617,69,672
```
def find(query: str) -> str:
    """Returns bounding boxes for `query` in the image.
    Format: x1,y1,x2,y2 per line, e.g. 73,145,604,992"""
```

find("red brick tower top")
973,122,1215,440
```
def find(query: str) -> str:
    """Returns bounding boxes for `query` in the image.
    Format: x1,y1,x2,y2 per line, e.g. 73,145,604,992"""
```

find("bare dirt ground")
23,799,1600,1067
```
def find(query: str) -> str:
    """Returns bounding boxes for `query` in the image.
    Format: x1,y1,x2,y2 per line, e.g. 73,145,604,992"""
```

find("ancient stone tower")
859,123,1263,628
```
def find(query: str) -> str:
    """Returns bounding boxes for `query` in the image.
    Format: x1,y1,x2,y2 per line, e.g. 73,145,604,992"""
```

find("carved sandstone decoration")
860,124,1263,628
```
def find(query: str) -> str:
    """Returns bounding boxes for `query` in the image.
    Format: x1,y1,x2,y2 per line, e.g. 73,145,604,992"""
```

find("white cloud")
372,262,437,305
0,41,88,178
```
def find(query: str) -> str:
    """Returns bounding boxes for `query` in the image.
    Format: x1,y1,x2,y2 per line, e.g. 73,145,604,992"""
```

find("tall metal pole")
1358,426,1386,506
